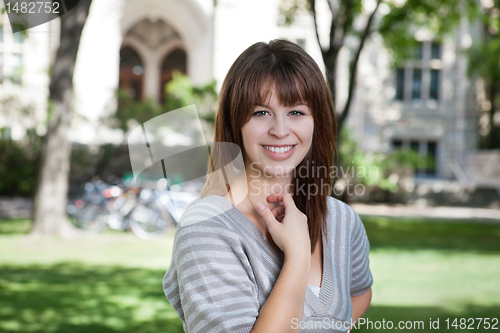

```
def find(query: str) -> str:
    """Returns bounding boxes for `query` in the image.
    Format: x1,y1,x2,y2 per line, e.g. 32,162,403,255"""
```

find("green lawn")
0,216,499,332
357,216,500,333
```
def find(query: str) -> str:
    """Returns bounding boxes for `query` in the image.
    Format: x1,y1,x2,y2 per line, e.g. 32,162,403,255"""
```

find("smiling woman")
163,39,373,333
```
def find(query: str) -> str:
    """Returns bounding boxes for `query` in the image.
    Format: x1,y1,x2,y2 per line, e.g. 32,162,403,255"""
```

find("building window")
119,46,144,101
13,32,23,44
394,41,442,102
160,49,187,104
414,42,423,60
392,139,438,176
412,68,422,100
430,69,439,100
0,53,3,83
0,25,3,43
11,53,22,85
410,140,419,152
431,42,441,60
395,68,405,100
296,39,306,49
426,141,437,175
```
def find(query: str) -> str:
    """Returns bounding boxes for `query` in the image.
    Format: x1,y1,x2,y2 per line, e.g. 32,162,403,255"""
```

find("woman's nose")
269,116,290,138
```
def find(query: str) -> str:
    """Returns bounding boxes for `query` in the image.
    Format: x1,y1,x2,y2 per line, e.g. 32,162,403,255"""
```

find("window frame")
394,40,442,104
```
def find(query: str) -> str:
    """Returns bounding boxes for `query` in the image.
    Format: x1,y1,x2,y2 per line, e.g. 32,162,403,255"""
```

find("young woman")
163,39,373,333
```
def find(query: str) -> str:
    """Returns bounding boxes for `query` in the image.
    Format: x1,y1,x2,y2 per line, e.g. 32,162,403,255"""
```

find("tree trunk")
30,0,93,237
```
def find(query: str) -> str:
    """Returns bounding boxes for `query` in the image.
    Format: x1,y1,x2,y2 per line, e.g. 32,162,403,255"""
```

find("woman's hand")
256,193,311,260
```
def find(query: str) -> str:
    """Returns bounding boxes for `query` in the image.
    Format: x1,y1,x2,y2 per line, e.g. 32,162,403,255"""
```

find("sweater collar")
200,194,334,317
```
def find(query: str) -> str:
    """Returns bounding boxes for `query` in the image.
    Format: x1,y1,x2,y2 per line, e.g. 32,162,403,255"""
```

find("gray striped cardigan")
163,194,373,333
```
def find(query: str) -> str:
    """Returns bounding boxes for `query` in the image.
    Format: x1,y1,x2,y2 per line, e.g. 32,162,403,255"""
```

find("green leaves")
379,0,480,66
164,71,218,125
339,128,431,192
104,72,218,139
106,90,163,135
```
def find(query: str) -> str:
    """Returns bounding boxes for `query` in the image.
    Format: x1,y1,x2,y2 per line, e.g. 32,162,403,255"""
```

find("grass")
0,220,184,333
356,215,500,333
0,216,499,332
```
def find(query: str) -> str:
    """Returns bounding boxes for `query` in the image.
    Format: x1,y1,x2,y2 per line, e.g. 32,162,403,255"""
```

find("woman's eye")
289,110,305,116
253,110,269,116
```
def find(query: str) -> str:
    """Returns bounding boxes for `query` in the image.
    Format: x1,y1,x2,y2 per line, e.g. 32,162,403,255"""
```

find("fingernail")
257,202,266,211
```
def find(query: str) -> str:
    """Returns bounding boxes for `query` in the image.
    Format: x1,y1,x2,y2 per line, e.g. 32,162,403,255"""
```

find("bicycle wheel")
128,202,173,240
74,203,107,233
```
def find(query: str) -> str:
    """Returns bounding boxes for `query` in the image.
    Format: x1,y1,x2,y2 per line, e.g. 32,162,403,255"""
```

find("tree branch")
310,0,326,57
329,0,351,52
328,0,345,51
327,0,340,25
338,0,381,130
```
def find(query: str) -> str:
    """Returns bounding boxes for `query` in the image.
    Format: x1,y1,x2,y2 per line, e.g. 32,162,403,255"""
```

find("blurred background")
0,0,499,332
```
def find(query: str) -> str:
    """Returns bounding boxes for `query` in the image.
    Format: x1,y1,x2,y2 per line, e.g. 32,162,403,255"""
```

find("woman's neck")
225,164,293,216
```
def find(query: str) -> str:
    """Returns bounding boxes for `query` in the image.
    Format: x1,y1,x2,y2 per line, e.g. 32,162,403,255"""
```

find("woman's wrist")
284,251,311,271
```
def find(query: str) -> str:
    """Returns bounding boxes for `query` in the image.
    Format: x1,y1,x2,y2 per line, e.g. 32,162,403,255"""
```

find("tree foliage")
466,1,500,149
106,92,163,136
379,0,479,65
164,71,218,125
106,71,218,138
0,138,41,196
338,127,431,194
279,0,481,131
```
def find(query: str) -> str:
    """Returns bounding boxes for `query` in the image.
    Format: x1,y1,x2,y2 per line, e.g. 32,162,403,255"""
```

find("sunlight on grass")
370,249,500,309
1,216,499,332
0,228,176,269
0,263,184,333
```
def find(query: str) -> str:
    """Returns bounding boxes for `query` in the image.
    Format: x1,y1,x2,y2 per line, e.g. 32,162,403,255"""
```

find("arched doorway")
160,49,187,104
119,46,144,100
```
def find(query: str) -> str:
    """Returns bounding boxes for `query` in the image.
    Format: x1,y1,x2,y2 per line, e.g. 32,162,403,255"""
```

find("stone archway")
120,18,184,103
160,48,187,104
119,46,144,100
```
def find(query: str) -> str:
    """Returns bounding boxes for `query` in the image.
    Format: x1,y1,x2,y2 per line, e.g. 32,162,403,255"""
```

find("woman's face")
240,86,314,179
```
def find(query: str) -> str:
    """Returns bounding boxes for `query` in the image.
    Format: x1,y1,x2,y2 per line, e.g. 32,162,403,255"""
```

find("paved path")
1,197,499,222
0,198,33,219
350,203,500,223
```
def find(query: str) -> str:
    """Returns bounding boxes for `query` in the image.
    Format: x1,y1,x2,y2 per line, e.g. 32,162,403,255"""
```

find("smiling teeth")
263,145,294,153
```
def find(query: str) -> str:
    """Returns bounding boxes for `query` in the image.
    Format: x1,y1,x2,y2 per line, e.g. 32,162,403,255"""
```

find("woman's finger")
256,202,280,231
266,194,281,203
266,193,295,207
271,204,285,219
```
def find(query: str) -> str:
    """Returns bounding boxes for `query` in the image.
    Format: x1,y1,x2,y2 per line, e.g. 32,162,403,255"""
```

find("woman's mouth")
262,145,295,153
261,144,297,160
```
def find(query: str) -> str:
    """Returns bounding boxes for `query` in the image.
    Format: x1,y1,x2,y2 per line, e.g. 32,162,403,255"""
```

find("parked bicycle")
67,179,198,240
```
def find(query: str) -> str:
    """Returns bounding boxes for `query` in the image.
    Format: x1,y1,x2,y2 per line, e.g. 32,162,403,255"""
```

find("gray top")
163,194,373,333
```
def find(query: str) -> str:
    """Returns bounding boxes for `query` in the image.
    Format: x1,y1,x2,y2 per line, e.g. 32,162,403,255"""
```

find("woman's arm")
251,193,311,332
350,287,372,328
251,254,310,332
349,209,374,331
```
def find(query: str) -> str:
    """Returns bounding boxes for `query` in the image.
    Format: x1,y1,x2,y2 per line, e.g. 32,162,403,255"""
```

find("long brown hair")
201,39,337,253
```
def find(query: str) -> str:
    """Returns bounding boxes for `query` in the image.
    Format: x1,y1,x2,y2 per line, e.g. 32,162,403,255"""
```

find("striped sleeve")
164,220,259,333
350,212,373,297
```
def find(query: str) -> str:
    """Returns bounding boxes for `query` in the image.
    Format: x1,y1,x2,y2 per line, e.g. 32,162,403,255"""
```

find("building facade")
346,23,479,180
0,0,481,183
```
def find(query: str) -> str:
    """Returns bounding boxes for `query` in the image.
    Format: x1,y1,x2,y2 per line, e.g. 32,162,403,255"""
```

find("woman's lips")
261,144,296,160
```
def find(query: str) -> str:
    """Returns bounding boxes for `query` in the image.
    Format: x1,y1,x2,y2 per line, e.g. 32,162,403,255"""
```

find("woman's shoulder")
326,195,364,231
173,194,242,246
177,194,235,228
